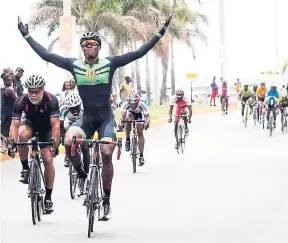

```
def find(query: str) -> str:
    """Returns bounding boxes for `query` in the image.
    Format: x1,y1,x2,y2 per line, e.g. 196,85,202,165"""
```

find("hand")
50,146,59,157
159,15,172,35
18,16,29,37
188,117,191,123
168,117,172,123
145,122,149,130
8,146,17,158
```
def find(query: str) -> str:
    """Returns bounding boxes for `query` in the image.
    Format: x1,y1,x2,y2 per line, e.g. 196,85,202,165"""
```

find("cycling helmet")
25,75,46,89
260,82,265,86
128,92,140,104
176,89,184,96
80,32,101,47
65,92,82,107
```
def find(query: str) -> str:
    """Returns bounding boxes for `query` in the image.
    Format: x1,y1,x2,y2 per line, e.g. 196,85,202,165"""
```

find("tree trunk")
153,54,160,105
170,39,176,96
118,44,126,87
160,55,169,104
134,42,141,92
128,43,136,89
145,54,151,105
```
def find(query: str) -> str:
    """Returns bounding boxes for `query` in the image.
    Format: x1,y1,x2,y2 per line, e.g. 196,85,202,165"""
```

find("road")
1,110,288,243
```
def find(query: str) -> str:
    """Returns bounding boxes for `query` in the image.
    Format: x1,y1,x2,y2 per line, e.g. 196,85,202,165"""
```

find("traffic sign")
186,73,198,79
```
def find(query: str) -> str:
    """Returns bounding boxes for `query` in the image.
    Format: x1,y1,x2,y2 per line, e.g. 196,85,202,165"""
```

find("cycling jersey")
12,92,59,147
122,101,149,115
265,96,279,107
24,35,162,140
170,96,191,108
279,97,288,106
266,90,279,98
221,87,229,96
240,89,252,98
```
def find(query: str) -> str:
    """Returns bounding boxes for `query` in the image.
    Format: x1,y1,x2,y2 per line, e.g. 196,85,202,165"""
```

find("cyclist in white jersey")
60,92,83,167
119,92,150,166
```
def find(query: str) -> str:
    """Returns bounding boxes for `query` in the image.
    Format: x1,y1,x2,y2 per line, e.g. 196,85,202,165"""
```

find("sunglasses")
81,40,100,47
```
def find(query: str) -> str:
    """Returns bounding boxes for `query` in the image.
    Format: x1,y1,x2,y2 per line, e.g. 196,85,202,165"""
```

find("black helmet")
80,32,101,47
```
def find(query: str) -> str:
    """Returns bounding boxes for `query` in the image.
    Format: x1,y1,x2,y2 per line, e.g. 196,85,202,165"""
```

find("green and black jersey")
24,34,164,120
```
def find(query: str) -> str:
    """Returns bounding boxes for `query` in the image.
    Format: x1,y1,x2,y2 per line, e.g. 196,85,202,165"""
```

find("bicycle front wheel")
69,163,78,199
131,136,137,173
87,168,97,238
29,160,38,225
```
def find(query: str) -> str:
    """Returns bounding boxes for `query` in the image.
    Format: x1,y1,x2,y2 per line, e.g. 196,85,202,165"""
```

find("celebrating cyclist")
264,95,278,128
60,92,83,167
256,82,267,122
119,92,150,166
220,80,229,114
18,15,172,220
8,75,60,214
239,84,252,121
168,89,192,149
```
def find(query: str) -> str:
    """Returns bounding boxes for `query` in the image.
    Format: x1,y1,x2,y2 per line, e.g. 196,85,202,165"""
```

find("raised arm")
108,15,172,68
18,16,73,72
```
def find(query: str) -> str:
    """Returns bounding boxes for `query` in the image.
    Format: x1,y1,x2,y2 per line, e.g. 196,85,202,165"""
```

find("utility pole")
274,0,279,72
219,0,226,79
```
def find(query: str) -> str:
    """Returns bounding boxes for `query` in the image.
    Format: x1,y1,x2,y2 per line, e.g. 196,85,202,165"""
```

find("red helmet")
176,89,184,96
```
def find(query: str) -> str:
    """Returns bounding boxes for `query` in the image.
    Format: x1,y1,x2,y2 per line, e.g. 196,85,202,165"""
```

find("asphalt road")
1,110,288,243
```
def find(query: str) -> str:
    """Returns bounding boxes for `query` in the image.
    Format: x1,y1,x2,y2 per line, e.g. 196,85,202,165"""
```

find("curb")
0,105,239,162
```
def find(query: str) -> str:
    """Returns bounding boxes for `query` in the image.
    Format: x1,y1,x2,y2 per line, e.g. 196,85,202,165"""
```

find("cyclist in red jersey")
168,90,192,148
220,81,229,114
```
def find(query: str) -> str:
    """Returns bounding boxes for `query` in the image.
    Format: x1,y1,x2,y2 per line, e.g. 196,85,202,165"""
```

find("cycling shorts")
69,112,116,141
258,97,265,102
20,118,52,149
126,111,145,124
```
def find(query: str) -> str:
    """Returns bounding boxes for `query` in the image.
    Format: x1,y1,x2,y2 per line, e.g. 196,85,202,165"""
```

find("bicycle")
122,119,146,174
173,114,188,154
252,102,258,126
267,107,276,137
11,135,54,225
243,101,250,128
281,107,288,134
221,96,227,116
71,136,122,238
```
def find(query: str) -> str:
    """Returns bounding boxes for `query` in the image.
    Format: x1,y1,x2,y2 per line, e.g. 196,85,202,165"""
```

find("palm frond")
188,28,207,45
282,61,288,74
29,6,62,28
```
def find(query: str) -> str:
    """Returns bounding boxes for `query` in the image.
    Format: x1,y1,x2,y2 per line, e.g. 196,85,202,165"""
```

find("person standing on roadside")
120,76,132,102
210,76,218,106
13,67,24,97
1,71,18,137
70,78,79,94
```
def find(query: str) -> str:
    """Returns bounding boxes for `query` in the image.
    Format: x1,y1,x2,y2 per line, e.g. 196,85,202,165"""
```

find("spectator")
13,67,24,96
70,78,79,94
1,71,18,137
119,76,132,102
210,76,218,106
59,81,71,106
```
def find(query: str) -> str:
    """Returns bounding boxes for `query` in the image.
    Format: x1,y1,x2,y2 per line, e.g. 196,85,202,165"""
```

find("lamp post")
219,0,226,79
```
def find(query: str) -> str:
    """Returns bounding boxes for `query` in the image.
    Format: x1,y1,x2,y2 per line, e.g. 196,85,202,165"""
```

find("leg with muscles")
174,120,179,149
98,116,117,220
226,97,229,113
124,113,133,151
137,123,145,166
18,124,33,184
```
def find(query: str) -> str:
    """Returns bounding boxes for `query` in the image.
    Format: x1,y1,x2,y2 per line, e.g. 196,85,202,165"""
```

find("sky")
0,0,287,93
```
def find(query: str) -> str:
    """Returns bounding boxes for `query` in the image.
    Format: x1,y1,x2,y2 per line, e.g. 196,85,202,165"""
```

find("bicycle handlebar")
121,120,146,123
11,138,54,147
71,135,122,160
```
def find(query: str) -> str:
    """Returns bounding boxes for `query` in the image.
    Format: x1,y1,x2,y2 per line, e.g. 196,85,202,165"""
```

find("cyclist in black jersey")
18,15,172,220
8,75,60,214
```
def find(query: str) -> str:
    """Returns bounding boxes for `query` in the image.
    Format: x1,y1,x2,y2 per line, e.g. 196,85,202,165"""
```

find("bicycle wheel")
221,100,225,116
87,168,97,238
269,116,273,137
179,126,185,154
177,125,183,154
131,136,137,173
69,163,78,199
253,107,257,126
36,165,43,222
244,106,248,128
29,160,38,225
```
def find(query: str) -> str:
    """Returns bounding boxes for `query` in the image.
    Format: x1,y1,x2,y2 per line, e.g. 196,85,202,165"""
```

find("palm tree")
166,0,208,99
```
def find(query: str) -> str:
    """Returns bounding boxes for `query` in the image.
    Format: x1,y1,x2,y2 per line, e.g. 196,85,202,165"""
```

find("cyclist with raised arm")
60,92,83,167
8,75,60,214
18,15,172,220
119,92,150,166
168,89,192,149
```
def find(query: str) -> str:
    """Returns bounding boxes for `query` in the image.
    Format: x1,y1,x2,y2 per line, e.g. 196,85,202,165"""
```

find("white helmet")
65,92,82,107
25,75,46,89
127,92,140,104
